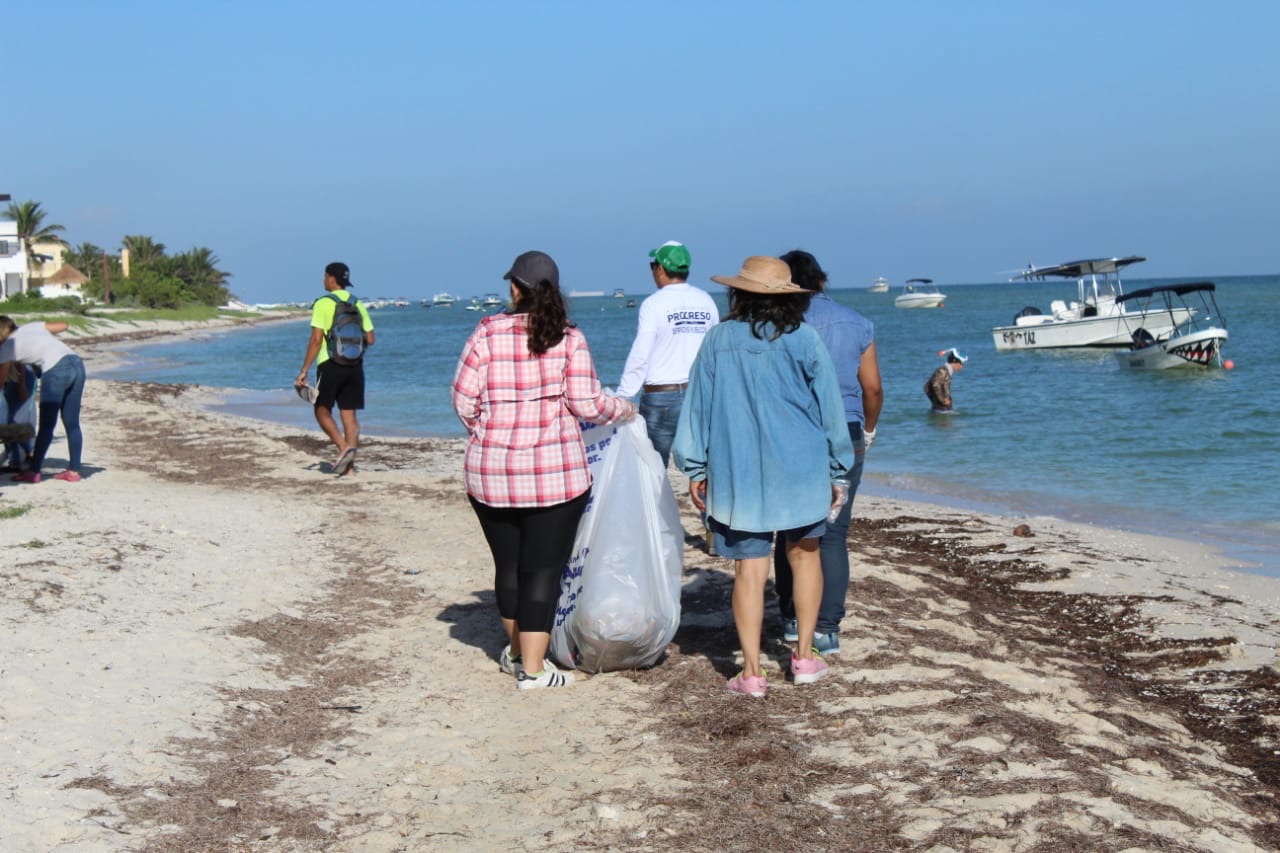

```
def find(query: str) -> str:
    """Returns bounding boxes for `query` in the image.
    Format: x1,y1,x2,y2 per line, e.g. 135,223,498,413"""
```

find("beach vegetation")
19,538,49,548
0,504,32,520
0,291,90,315
63,242,119,283
68,236,235,309
89,305,229,323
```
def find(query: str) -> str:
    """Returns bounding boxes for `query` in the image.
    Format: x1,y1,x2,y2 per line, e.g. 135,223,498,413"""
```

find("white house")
0,215,27,299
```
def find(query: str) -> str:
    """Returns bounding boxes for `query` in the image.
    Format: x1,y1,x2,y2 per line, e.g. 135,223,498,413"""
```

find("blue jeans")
774,421,864,634
31,355,85,474
638,388,683,468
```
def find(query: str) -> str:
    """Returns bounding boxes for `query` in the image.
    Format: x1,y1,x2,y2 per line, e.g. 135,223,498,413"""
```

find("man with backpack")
295,261,375,475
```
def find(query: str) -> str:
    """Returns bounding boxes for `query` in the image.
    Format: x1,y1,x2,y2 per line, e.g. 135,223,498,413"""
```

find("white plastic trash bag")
550,418,683,672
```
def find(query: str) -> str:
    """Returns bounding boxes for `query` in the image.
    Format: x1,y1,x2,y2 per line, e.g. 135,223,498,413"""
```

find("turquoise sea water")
96,275,1280,575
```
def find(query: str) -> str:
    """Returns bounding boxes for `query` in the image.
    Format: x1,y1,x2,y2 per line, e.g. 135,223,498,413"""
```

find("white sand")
0,319,1277,851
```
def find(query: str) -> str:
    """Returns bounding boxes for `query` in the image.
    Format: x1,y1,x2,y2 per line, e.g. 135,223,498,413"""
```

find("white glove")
864,426,877,451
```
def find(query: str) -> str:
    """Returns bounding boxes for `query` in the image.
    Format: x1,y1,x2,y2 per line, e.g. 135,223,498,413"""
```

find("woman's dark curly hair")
725,288,811,340
511,278,570,355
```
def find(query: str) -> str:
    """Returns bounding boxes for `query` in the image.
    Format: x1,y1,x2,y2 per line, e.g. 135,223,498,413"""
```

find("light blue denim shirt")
804,292,875,425
673,319,855,533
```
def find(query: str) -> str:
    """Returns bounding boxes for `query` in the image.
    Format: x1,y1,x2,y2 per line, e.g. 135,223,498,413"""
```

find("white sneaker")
516,659,573,690
499,645,521,676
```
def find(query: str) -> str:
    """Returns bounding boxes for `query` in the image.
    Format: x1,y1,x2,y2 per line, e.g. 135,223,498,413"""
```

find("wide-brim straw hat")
710,256,807,294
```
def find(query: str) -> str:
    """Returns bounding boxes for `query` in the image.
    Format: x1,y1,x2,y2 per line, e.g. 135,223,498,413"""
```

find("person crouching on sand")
673,256,854,698
0,316,86,483
451,250,636,690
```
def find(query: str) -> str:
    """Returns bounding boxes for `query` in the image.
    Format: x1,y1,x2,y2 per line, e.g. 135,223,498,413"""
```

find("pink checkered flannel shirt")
451,313,629,507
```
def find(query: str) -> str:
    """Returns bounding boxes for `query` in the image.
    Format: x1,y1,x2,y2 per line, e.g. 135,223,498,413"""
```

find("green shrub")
0,292,89,314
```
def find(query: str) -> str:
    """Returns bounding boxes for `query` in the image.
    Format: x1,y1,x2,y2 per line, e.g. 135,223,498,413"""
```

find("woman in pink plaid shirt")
452,250,636,690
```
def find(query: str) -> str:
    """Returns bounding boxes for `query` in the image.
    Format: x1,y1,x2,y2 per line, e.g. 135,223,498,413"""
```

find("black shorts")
316,361,365,411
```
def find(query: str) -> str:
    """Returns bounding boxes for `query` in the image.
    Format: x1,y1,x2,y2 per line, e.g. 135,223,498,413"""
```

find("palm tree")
121,235,166,272
174,247,232,305
4,200,67,293
64,241,106,276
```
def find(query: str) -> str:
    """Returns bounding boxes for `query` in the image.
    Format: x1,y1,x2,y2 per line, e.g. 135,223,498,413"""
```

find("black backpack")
323,293,366,366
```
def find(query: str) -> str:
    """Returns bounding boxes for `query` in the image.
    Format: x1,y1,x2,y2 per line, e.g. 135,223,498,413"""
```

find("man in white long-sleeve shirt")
617,241,719,467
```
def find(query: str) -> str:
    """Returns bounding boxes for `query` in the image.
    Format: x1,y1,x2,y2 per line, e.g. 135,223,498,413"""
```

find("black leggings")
468,490,590,633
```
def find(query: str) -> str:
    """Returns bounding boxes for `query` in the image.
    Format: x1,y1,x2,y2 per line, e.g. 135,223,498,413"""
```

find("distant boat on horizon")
432,292,456,306
567,290,605,298
869,276,889,293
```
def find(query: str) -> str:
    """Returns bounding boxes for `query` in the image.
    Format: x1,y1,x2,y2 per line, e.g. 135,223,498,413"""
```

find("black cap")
325,261,353,288
503,251,559,290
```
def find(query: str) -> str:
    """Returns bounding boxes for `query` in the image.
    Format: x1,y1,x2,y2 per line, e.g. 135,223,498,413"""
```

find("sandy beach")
2,320,1279,851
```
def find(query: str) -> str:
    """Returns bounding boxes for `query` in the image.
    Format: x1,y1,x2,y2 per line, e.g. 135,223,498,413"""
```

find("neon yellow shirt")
309,290,374,366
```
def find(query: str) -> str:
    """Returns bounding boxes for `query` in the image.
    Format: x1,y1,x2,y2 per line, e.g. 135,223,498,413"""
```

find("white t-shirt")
0,324,75,373
617,282,719,398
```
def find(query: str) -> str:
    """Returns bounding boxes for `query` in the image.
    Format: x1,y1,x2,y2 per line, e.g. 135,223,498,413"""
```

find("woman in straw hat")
452,250,637,691
672,256,854,697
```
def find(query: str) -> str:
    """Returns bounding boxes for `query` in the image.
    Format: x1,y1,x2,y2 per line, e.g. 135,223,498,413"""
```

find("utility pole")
102,255,111,304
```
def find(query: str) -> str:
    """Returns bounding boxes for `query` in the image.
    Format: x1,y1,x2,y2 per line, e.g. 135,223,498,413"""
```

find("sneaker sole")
727,685,767,698
793,670,827,685
334,448,357,475
517,677,573,690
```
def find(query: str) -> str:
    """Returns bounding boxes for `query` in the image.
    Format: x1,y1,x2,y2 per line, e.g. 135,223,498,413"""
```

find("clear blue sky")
9,1,1278,301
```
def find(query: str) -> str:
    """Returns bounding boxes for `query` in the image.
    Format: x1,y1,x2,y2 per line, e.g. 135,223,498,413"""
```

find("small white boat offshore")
481,292,503,307
432,292,457,307
1114,282,1229,370
612,288,626,298
869,276,889,293
992,256,1193,350
465,298,483,311
895,278,946,308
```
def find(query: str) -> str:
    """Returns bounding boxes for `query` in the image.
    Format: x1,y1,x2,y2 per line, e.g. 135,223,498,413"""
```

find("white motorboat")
992,256,1193,350
1114,282,1228,370
869,276,889,293
432,292,457,307
612,288,626,298
481,292,503,307
895,278,946,308
464,298,483,311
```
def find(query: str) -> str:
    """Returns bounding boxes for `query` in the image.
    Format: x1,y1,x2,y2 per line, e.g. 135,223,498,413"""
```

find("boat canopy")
1115,282,1215,304
905,278,933,284
1014,256,1146,281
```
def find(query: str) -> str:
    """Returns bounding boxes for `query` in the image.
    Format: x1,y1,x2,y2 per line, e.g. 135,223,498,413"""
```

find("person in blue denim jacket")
673,256,854,697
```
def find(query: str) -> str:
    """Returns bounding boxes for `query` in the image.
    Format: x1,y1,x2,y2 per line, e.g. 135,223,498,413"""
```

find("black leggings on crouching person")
468,490,590,632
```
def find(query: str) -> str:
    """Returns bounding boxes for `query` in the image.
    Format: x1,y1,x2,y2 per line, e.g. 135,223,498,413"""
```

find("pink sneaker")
726,672,768,697
791,654,829,684
13,471,40,484
53,470,82,482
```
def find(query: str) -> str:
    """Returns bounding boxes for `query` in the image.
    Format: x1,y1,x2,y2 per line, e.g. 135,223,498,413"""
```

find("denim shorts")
708,516,826,560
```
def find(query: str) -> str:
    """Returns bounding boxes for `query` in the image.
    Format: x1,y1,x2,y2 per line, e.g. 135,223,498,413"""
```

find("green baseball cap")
648,241,691,274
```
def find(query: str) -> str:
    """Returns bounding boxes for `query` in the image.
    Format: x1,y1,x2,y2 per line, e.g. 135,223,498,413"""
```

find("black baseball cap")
503,250,559,289
325,262,353,288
